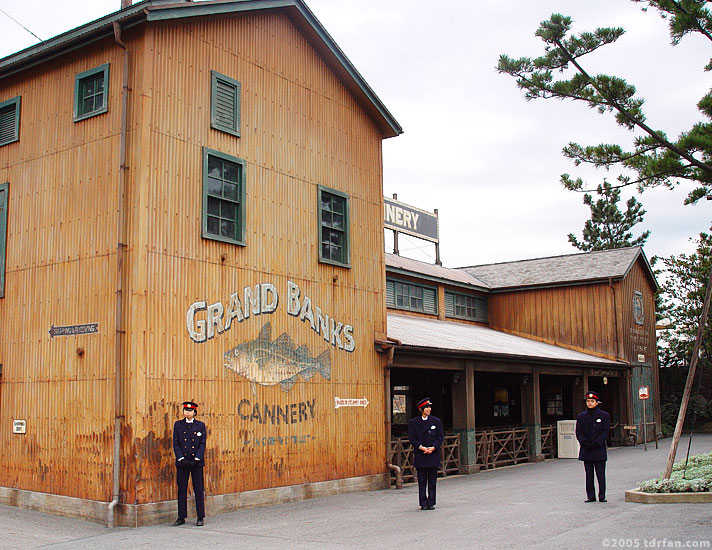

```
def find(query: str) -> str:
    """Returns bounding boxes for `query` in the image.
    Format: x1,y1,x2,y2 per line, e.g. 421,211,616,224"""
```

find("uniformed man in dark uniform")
172,401,207,526
575,391,610,503
408,397,444,510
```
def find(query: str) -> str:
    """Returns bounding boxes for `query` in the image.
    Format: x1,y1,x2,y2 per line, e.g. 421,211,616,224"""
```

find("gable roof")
460,246,658,292
386,253,489,291
0,0,402,138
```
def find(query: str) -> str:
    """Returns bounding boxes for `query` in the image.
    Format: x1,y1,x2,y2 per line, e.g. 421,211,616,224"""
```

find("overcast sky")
1,0,709,268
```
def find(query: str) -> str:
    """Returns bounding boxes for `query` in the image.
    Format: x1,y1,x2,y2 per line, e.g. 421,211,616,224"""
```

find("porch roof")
387,313,626,367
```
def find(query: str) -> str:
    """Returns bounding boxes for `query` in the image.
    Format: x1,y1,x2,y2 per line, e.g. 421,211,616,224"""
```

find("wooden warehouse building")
383,247,660,479
0,0,401,525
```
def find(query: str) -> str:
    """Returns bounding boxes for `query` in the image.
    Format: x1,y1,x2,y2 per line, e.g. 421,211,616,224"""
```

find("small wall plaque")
12,419,26,434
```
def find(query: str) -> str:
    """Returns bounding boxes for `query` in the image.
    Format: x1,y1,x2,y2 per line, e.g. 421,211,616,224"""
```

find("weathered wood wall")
0,9,390,508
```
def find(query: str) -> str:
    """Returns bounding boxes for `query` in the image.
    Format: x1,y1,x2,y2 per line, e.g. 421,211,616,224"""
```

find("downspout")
379,338,402,488
108,20,129,528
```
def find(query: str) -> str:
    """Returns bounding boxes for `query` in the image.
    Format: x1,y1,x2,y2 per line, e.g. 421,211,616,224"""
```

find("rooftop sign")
383,197,438,243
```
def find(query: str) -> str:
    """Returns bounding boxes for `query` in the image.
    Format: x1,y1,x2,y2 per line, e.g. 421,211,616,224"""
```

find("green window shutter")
477,297,489,323
423,288,437,314
386,279,395,307
444,292,454,316
0,183,8,297
202,148,246,246
73,64,109,122
211,71,241,137
0,96,20,146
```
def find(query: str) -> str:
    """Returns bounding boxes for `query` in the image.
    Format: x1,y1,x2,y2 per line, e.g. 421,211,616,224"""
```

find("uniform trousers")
583,460,606,501
176,464,205,519
416,467,438,508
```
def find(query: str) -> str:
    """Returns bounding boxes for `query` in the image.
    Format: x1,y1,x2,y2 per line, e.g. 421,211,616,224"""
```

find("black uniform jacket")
408,414,444,469
173,419,207,467
575,407,610,462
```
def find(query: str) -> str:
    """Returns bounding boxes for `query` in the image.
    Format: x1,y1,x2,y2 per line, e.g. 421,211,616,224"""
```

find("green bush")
638,451,712,493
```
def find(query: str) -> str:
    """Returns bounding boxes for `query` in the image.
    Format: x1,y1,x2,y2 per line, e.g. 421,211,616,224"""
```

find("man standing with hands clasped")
576,390,610,503
173,401,207,526
408,397,444,510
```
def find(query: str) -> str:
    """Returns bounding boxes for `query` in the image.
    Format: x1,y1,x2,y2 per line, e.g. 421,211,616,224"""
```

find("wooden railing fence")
388,434,460,485
475,427,529,469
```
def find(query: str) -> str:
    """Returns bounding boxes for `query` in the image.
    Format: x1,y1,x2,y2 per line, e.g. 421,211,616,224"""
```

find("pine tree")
497,3,712,204
568,181,650,251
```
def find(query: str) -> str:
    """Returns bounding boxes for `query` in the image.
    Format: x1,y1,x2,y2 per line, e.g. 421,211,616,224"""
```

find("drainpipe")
108,20,129,528
378,338,402,488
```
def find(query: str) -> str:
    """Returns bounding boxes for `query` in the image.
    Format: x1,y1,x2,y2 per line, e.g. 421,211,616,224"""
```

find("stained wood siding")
0,35,124,500
128,14,387,503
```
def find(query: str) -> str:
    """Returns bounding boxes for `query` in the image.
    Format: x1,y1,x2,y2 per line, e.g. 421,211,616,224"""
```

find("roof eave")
146,0,403,138
386,265,490,292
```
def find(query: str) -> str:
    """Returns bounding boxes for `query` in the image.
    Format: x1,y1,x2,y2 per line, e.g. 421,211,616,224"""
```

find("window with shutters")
318,186,350,267
444,291,488,322
0,96,20,147
74,64,109,121
211,71,241,137
386,278,437,314
202,148,246,245
0,182,8,297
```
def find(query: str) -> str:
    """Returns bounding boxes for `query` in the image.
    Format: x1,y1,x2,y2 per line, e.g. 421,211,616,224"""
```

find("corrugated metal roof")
387,313,624,366
386,253,489,289
460,246,656,291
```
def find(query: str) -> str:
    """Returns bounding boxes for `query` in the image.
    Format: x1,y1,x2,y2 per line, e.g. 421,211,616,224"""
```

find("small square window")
74,64,109,122
202,148,246,245
318,186,350,267
0,96,21,147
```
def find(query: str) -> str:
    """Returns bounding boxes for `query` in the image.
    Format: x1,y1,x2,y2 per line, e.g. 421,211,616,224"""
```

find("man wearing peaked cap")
172,401,207,526
408,397,444,510
575,391,610,503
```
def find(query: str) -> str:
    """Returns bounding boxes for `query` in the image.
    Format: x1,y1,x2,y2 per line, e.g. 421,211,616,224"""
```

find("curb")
625,488,712,504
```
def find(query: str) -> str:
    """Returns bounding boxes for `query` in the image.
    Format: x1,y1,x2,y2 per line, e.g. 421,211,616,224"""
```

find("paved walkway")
4,434,711,550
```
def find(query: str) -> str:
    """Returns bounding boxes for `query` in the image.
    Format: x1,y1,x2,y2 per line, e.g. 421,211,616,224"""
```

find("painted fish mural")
224,322,331,392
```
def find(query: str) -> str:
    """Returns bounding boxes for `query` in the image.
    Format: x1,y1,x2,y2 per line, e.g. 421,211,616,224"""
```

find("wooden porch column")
522,366,544,462
452,360,479,474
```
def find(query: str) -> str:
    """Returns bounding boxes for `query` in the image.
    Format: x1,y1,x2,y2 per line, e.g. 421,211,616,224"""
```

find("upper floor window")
211,71,241,137
202,148,246,245
444,291,488,322
386,279,437,314
318,186,350,267
74,64,109,121
0,96,21,146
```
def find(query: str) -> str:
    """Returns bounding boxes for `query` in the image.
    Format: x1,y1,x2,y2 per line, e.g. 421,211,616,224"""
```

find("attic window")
74,64,109,121
0,96,21,147
211,71,241,137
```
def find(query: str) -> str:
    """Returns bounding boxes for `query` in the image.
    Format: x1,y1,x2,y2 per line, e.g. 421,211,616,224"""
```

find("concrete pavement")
4,434,711,550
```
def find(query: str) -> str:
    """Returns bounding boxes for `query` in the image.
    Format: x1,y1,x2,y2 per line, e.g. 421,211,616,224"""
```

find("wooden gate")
541,424,557,459
388,434,461,485
475,427,529,469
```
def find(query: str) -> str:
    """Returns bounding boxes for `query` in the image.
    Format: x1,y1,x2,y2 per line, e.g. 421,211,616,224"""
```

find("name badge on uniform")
197,432,202,436
431,425,436,430
596,419,601,423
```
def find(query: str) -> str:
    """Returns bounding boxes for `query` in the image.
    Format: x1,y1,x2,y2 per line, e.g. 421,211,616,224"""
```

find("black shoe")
420,506,427,510
196,518,204,526
427,506,436,510
584,498,596,503
599,499,607,503
173,518,185,526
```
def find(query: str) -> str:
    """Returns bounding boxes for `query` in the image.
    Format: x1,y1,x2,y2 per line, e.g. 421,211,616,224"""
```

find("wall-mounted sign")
334,397,369,409
49,323,99,338
637,354,645,363
639,386,649,400
384,197,438,243
13,420,26,434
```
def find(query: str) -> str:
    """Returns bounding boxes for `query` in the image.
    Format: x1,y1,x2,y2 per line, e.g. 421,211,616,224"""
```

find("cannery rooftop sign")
384,196,438,243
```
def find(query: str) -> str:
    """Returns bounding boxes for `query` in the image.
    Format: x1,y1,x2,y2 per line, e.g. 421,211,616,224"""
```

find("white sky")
1,0,709,268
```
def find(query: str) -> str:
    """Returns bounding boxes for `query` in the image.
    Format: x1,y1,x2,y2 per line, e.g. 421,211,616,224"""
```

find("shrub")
638,451,712,493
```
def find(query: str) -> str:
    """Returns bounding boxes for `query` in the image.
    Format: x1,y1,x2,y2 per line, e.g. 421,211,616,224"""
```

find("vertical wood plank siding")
0,10,388,506
0,35,124,500
487,259,657,365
